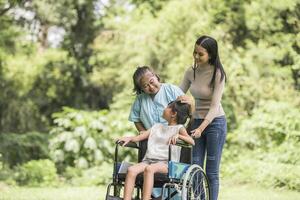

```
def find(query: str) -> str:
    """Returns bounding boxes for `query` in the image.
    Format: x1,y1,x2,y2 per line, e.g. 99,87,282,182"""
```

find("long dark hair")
193,35,226,87
132,66,160,95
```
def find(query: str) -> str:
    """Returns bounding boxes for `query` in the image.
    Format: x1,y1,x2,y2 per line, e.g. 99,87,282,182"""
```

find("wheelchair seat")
117,172,169,188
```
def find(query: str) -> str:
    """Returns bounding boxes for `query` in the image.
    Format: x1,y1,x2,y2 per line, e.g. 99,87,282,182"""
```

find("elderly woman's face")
193,44,210,66
139,71,161,95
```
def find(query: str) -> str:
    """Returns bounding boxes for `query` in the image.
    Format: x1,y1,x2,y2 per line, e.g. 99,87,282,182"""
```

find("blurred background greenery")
0,0,299,199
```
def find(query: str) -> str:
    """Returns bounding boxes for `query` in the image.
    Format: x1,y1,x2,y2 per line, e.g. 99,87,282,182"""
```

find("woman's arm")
129,96,144,130
134,122,147,132
204,70,225,122
179,69,191,93
191,70,225,138
177,69,195,112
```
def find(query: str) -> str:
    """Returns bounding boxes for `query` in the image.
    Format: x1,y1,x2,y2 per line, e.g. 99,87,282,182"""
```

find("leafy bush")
49,108,107,170
0,132,49,167
222,157,300,191
0,167,17,186
48,91,140,172
0,153,17,185
63,162,112,186
14,159,58,186
229,100,300,151
0,153,2,171
49,106,136,171
222,99,300,191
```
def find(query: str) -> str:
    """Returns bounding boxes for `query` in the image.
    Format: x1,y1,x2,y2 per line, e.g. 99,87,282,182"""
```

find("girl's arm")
178,127,195,145
132,129,151,142
169,127,195,146
118,129,150,146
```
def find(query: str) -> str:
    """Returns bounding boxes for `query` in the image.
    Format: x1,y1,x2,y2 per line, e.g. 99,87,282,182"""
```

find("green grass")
0,185,106,200
220,180,300,200
0,181,299,200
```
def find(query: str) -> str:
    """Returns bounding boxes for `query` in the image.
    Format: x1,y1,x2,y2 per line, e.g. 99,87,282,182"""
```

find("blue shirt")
129,83,184,129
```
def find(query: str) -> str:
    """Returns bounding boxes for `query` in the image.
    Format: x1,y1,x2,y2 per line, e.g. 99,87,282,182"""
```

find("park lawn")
0,185,106,200
0,181,299,200
219,179,300,200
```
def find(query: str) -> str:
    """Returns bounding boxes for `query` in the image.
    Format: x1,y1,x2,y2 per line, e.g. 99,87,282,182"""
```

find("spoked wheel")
181,164,210,200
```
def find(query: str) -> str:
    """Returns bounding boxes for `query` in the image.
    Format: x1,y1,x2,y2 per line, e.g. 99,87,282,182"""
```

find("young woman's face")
139,71,161,95
193,44,210,66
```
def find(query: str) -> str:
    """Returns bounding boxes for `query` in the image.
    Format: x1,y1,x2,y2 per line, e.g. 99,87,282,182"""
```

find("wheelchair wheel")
181,164,210,200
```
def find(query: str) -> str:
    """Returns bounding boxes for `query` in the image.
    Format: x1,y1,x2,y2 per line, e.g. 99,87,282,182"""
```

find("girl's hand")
117,136,132,146
168,134,179,145
191,128,203,138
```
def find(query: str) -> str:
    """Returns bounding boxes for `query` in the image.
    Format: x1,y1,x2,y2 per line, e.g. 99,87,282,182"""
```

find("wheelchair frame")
105,140,210,200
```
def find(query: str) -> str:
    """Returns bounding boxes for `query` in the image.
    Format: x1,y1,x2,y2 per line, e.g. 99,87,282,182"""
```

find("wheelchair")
105,139,210,200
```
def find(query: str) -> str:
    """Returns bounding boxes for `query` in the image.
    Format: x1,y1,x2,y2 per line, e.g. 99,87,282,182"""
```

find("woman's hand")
190,128,203,138
117,136,132,146
168,134,179,145
177,95,193,105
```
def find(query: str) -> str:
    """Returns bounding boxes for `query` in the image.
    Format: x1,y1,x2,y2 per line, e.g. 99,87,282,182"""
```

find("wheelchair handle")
116,140,140,149
174,139,192,149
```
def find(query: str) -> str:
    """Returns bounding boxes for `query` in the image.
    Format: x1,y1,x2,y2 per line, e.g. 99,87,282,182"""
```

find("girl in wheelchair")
118,101,195,200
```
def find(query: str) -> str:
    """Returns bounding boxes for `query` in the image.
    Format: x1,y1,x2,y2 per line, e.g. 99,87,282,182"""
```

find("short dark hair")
168,101,191,125
132,66,160,95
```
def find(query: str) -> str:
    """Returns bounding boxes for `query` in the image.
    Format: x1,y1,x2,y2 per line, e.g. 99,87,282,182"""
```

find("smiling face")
193,44,210,66
139,71,161,95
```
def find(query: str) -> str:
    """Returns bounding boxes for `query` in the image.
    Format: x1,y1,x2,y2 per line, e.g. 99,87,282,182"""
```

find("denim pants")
191,116,227,200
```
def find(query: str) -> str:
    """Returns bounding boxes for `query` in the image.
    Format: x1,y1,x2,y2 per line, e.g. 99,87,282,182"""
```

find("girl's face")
162,105,175,122
193,44,210,66
139,71,161,95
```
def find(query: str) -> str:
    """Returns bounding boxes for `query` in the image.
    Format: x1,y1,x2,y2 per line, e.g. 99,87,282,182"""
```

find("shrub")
14,159,58,186
222,157,300,191
0,153,17,185
222,100,300,191
0,132,49,167
63,162,112,186
229,100,300,151
49,108,111,170
0,153,2,171
49,106,136,172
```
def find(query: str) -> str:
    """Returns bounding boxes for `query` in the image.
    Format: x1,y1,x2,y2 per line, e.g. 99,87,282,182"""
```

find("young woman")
179,35,227,200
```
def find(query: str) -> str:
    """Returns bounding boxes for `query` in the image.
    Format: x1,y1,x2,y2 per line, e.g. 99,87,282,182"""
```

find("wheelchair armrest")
175,139,192,149
116,140,140,149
